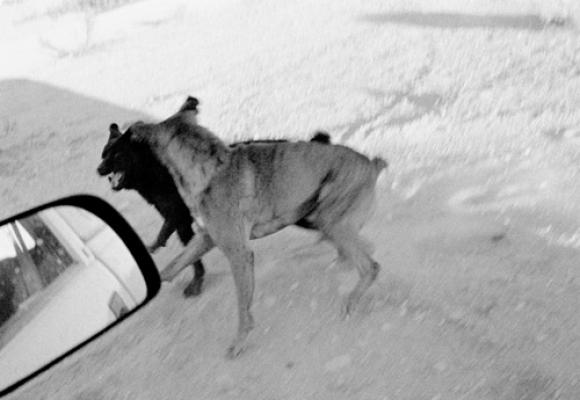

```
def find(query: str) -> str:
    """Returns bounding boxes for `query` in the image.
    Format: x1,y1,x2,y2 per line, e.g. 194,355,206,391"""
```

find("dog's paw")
340,297,358,320
147,241,167,253
183,278,203,297
146,244,160,253
340,301,352,320
225,320,254,359
226,340,247,359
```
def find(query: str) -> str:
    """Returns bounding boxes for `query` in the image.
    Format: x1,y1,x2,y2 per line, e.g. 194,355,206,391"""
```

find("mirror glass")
0,206,146,390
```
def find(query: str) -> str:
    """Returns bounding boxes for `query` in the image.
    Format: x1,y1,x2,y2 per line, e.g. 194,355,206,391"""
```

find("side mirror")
0,195,160,396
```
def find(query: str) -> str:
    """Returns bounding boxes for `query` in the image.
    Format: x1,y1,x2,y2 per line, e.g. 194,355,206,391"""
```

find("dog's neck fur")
131,112,230,217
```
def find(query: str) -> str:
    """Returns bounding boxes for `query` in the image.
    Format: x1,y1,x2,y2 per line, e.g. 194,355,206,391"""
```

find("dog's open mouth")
107,171,125,191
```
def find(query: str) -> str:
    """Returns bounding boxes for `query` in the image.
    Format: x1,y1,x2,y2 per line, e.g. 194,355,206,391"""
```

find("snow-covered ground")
2,0,580,398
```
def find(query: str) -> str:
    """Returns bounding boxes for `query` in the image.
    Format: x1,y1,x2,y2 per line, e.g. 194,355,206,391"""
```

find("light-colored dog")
110,97,387,358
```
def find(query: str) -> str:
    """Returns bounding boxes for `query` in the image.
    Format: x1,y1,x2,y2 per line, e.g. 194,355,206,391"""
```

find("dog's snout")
96,162,109,176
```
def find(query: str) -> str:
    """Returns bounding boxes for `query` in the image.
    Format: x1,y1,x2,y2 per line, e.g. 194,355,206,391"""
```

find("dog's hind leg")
322,223,380,318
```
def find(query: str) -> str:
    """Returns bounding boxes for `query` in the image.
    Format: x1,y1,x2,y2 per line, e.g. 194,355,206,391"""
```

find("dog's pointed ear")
179,96,199,113
108,123,122,140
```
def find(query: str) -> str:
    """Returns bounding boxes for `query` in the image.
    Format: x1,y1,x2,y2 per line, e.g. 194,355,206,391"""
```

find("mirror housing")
0,195,160,396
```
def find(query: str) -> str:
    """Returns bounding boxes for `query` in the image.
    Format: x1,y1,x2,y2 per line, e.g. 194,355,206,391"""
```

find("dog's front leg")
147,219,176,253
221,245,255,359
160,232,214,281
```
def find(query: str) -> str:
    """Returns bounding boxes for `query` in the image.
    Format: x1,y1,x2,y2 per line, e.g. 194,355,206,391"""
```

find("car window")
0,217,74,330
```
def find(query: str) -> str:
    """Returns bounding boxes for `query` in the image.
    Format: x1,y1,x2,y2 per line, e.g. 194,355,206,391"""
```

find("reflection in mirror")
0,206,146,390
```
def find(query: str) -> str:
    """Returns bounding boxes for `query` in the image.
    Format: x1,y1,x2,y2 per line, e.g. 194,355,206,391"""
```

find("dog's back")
206,140,386,238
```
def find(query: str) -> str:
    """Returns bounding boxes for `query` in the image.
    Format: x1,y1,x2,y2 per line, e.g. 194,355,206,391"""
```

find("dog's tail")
310,131,331,144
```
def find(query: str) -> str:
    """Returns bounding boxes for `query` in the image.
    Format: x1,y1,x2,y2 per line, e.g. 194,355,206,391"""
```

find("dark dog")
110,96,387,358
97,97,330,297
